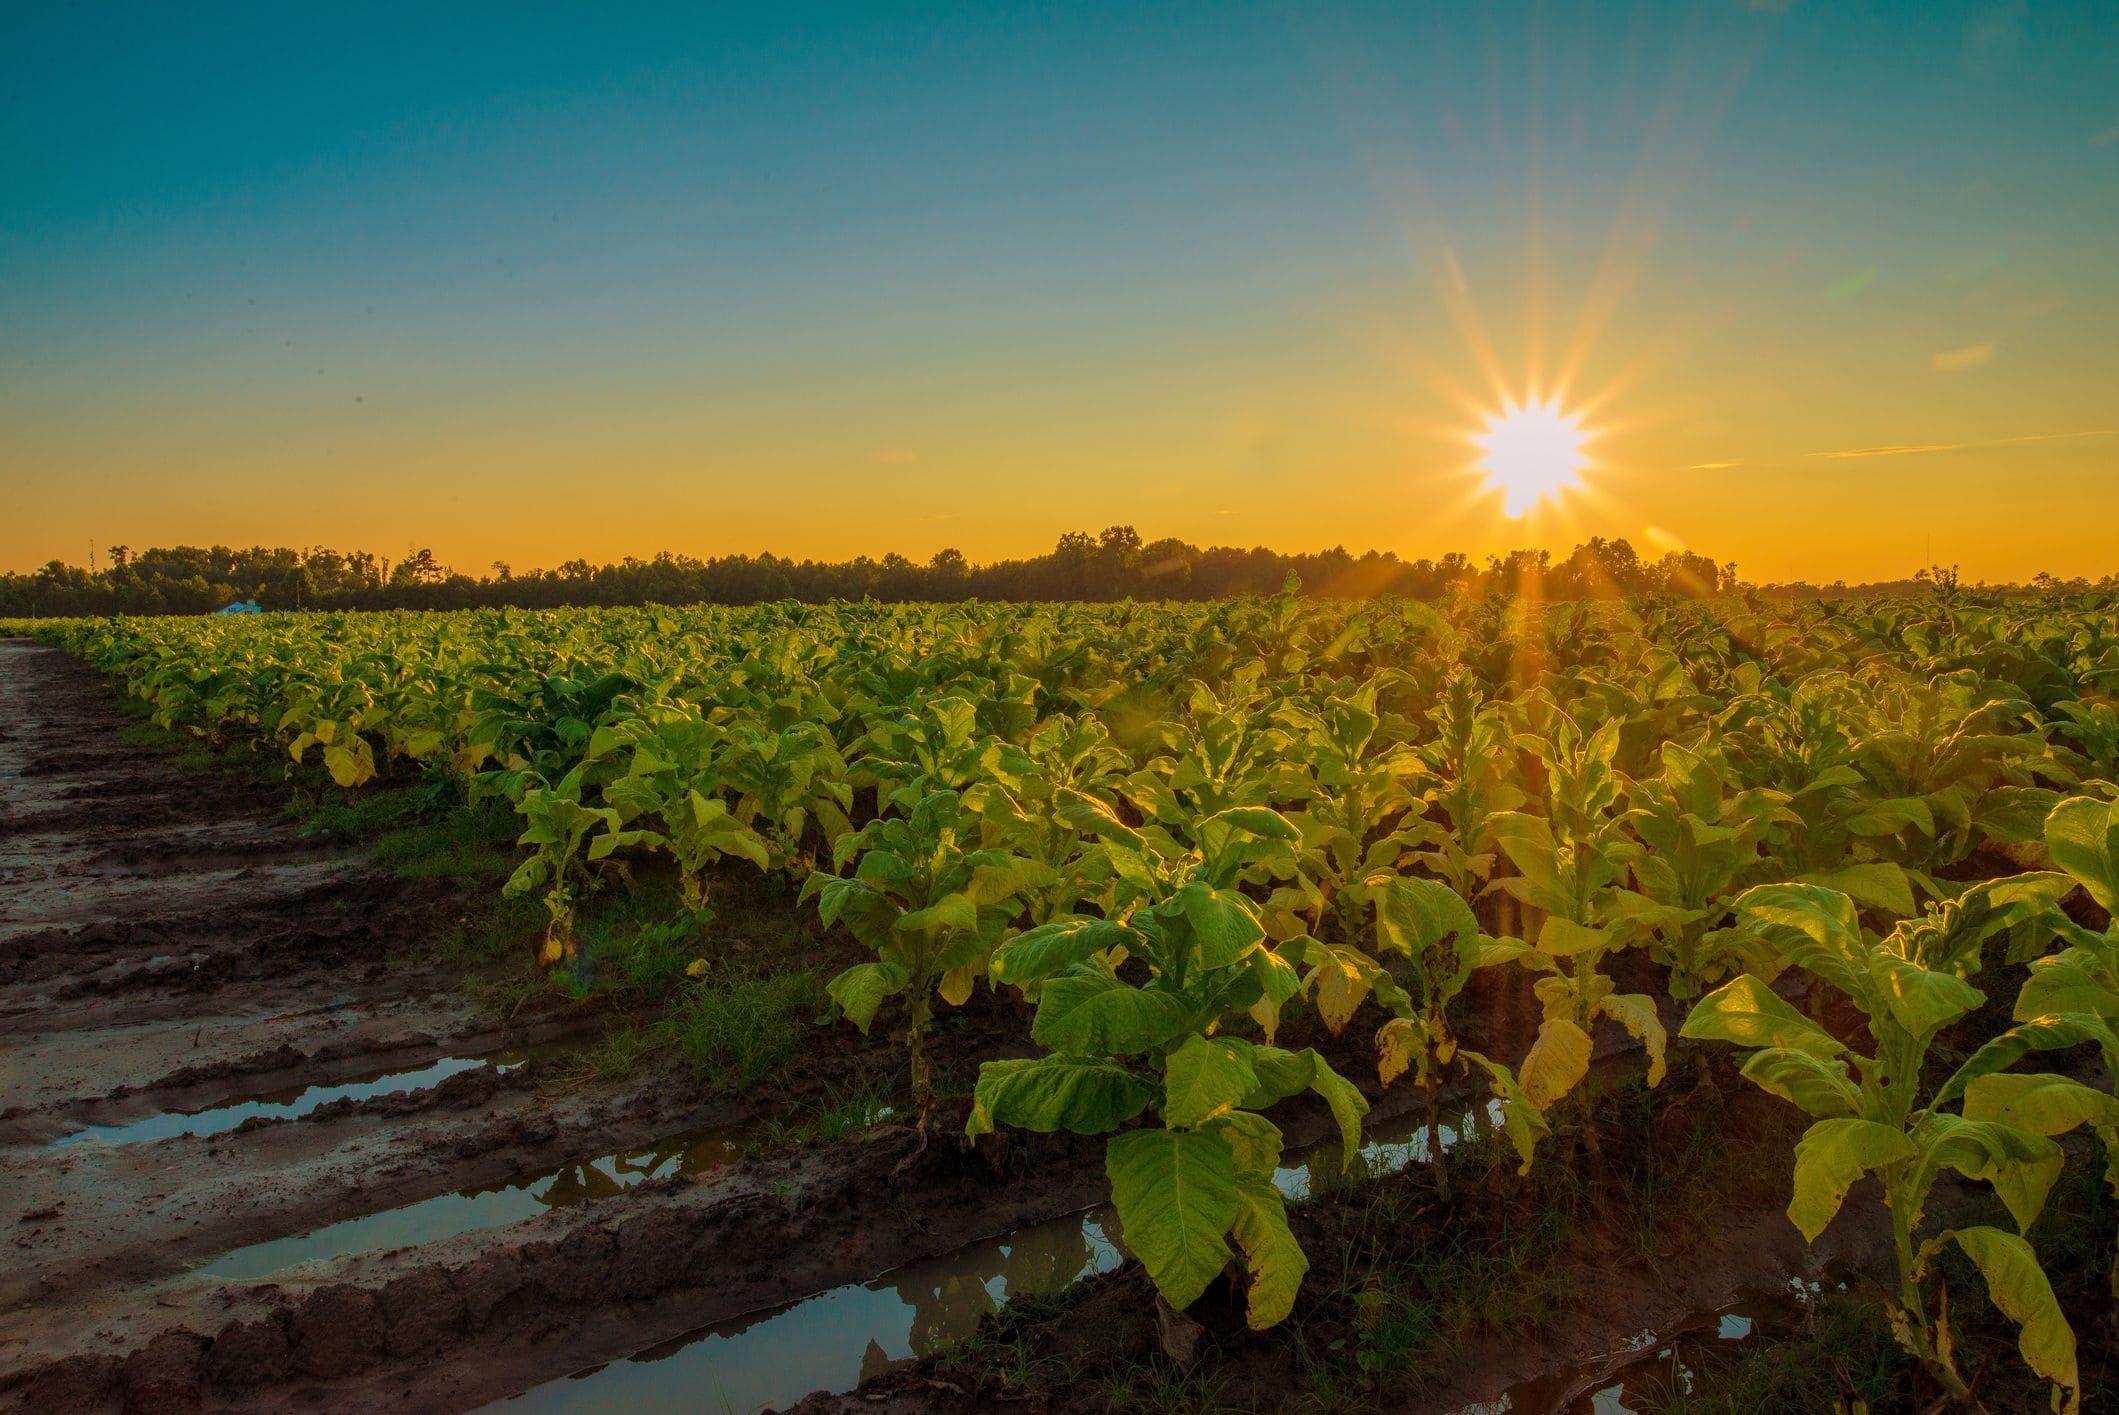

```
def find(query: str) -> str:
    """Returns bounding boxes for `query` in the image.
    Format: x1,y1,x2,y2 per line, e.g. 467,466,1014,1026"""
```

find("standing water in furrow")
481,1096,1509,1413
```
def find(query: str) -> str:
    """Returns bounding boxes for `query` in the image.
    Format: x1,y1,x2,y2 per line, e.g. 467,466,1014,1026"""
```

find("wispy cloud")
1816,443,1963,460
1686,461,1741,470
2092,124,2119,147
1931,342,1995,372
1812,429,2119,460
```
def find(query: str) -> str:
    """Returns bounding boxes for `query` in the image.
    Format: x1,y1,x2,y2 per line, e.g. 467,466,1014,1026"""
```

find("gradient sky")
5,2,2117,582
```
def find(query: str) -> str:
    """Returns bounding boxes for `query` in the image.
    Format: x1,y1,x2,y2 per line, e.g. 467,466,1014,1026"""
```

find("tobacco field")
5,586,2119,1413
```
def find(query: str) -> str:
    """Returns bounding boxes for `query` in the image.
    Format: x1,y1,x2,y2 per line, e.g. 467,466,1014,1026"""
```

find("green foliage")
1683,876,2111,1410
28,584,2119,1366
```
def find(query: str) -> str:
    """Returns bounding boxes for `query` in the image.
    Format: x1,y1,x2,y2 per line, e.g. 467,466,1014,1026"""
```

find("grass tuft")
662,965,828,1089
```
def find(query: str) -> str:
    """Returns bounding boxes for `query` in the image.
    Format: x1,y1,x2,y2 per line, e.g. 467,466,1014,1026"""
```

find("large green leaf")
1740,1048,1862,1119
1788,1117,1917,1242
826,961,908,1033
991,918,1140,985
1792,863,1914,919
1162,1034,1262,1129
2014,959,2119,1024
964,1055,1153,1138
1940,1226,2079,1411
1681,974,1846,1057
1368,873,1480,964
893,892,980,942
1961,1072,2119,1137
1487,813,1576,918
2046,795,2119,913
1206,1109,1284,1179
1870,953,1983,1040
1737,884,1878,1007
1238,1045,1317,1109
1106,1128,1240,1310
1537,917,1609,959
1230,1175,1308,1329
1032,972,1194,1056
1174,881,1266,968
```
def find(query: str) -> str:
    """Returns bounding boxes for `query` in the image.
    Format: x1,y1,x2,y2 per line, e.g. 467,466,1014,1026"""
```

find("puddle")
55,1051,531,1148
198,1117,768,1281
481,1092,1505,1414
1469,1276,1830,1414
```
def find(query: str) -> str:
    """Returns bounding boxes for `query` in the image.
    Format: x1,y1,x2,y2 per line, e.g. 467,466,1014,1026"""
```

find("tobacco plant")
1683,882,2106,1410
1366,872,1547,1196
1483,707,1668,1150
805,788,1035,1145
965,806,1366,1330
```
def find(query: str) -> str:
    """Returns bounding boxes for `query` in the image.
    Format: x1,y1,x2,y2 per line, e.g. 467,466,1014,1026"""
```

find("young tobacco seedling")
1367,872,1547,1197
804,788,1034,1148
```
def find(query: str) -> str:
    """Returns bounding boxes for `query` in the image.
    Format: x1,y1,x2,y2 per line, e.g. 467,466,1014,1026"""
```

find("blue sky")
5,2,2116,578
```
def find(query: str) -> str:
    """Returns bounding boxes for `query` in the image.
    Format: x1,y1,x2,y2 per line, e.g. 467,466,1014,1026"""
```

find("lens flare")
1472,399,1590,517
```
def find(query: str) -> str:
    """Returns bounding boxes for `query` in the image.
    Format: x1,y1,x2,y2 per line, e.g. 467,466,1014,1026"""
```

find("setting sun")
1473,399,1590,518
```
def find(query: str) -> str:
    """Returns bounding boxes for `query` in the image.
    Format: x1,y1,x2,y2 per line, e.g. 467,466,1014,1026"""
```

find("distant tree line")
0,530,2094,617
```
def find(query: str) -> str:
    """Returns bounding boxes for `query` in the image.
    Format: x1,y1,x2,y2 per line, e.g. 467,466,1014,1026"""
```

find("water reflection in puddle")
496,1213,1128,1415
1466,1275,1829,1414
56,1052,529,1148
485,1092,1507,1414
200,1120,764,1281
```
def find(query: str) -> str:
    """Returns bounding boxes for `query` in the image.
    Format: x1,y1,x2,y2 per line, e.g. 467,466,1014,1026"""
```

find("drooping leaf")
1592,992,1667,1087
1920,1115,2064,1234
1940,1226,2080,1412
1519,1016,1593,1110
1739,1048,1863,1119
1787,1117,1917,1242
1105,1128,1240,1311
1304,1050,1369,1172
1230,1175,1308,1329
827,961,909,1033
1162,1034,1263,1129
965,1055,1154,1138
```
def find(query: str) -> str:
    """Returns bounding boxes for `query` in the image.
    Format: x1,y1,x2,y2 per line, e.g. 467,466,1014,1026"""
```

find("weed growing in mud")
747,1076,900,1151
661,965,827,1089
1097,1360,1238,1415
1625,1291,1903,1415
437,891,548,969
559,1024,655,1085
368,803,519,881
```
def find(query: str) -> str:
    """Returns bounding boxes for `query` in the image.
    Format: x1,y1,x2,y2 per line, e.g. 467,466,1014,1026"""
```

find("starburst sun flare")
1473,398,1591,518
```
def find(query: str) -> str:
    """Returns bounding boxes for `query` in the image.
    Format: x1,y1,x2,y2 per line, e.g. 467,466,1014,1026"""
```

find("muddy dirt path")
0,640,1212,1414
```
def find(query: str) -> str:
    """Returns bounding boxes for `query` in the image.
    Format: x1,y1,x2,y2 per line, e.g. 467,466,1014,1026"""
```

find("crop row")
18,586,2119,1408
